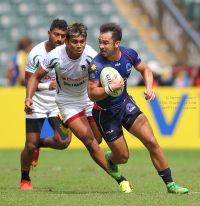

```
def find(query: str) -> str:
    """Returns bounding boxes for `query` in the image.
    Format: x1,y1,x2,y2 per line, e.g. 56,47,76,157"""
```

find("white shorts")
25,98,59,119
56,94,94,124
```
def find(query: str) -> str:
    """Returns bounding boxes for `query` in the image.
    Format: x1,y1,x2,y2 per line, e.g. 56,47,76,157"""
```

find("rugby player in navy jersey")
87,22,188,194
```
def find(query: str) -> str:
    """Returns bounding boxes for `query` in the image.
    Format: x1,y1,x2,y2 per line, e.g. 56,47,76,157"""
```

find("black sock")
107,155,115,166
158,167,173,184
21,169,30,182
117,175,126,184
37,138,45,149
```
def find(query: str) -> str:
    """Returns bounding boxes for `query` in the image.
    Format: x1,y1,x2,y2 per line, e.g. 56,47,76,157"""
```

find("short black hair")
50,18,68,31
100,23,122,42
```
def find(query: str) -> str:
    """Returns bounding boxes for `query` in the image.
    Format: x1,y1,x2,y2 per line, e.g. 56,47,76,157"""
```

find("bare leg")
21,132,40,170
42,130,72,149
89,121,102,144
106,136,129,165
69,116,108,171
129,113,168,171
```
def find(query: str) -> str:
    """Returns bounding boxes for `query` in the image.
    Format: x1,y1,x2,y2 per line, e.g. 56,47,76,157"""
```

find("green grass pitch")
0,149,200,206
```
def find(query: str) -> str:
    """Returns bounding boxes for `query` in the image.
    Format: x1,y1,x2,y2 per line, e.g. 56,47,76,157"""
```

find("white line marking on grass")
189,192,200,194
50,192,200,195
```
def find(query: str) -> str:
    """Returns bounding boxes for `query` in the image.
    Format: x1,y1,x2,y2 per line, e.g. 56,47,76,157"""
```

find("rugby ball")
100,67,124,97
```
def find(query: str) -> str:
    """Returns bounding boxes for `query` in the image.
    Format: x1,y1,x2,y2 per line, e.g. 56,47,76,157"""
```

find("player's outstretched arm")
135,61,155,102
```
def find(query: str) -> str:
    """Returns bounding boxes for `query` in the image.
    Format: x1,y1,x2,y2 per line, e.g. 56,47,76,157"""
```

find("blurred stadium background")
0,0,200,149
0,0,200,86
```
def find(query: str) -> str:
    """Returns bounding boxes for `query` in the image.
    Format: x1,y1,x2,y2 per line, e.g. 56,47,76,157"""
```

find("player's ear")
115,41,120,48
48,30,51,37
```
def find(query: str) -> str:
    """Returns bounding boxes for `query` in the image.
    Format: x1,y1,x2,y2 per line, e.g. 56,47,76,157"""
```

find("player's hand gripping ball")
100,67,124,97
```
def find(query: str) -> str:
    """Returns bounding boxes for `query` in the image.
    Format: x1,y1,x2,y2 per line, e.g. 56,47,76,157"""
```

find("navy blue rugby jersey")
88,46,141,110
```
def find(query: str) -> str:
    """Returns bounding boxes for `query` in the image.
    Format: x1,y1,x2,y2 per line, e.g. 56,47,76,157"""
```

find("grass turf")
0,149,200,206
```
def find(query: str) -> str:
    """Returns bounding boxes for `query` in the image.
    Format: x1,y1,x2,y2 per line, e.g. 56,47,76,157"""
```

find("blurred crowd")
4,38,200,87
4,37,32,86
137,60,200,87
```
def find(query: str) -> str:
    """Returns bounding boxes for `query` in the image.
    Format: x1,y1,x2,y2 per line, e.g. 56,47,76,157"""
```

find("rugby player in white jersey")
21,19,72,190
25,22,133,193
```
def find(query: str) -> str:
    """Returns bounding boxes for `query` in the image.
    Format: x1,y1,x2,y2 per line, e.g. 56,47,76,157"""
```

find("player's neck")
45,41,55,53
107,49,121,62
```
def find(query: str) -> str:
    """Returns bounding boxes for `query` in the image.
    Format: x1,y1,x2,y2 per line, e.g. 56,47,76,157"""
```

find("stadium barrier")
0,87,199,149
134,0,200,66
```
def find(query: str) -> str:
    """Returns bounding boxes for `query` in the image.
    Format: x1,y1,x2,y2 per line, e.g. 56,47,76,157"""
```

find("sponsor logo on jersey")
44,75,56,81
60,74,88,81
64,80,85,87
126,103,136,112
59,67,67,71
91,64,96,70
89,73,95,79
126,63,132,72
115,63,121,66
106,130,114,134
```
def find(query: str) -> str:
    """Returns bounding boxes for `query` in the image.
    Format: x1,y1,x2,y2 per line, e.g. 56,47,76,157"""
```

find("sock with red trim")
37,138,46,149
21,169,30,182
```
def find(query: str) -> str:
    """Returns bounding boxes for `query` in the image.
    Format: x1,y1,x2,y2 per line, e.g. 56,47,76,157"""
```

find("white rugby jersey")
26,41,56,102
41,44,98,100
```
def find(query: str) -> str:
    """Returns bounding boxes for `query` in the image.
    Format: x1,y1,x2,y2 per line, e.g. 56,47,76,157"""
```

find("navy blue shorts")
92,95,142,142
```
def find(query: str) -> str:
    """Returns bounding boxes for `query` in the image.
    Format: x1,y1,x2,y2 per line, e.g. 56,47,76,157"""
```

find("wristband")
104,84,113,95
38,82,50,91
108,84,113,92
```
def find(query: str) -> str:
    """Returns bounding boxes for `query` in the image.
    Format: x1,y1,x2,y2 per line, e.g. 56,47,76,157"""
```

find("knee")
57,140,71,150
118,153,129,164
82,137,95,151
54,134,71,150
25,141,37,153
146,136,159,151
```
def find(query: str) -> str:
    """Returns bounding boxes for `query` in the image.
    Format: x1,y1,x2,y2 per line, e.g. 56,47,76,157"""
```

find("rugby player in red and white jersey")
21,19,72,190
25,22,133,193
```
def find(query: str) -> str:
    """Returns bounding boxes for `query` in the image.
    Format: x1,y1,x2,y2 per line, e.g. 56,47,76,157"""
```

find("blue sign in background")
150,95,188,135
40,119,54,138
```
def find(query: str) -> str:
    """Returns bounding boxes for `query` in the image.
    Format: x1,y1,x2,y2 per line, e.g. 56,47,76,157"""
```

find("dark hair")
100,23,122,42
66,22,88,40
50,18,68,31
17,37,32,51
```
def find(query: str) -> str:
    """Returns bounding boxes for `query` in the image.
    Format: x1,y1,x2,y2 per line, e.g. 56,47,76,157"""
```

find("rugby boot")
56,113,70,134
31,149,40,167
167,182,188,194
20,180,33,190
119,180,134,193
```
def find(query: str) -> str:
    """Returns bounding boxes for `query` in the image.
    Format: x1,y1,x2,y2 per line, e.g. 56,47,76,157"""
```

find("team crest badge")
126,103,136,112
126,63,132,72
91,64,96,70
